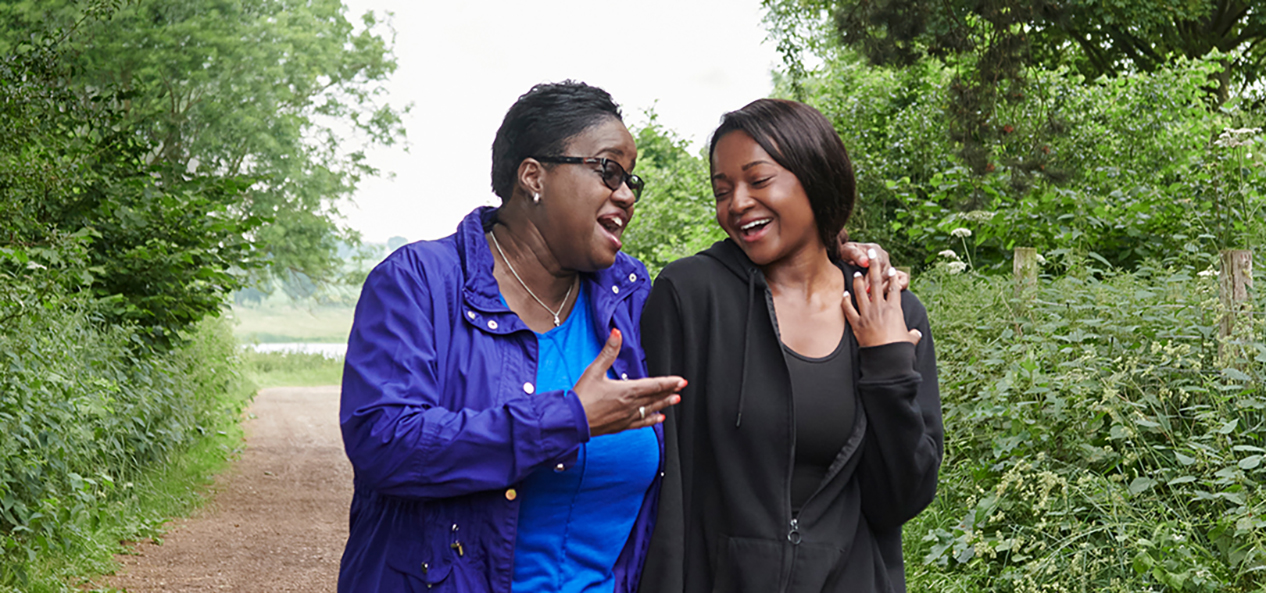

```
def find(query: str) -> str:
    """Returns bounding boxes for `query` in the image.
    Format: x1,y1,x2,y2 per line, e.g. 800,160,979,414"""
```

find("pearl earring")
533,192,541,204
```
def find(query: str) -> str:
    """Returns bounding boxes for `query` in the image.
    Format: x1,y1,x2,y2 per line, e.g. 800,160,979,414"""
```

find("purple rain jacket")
338,207,662,592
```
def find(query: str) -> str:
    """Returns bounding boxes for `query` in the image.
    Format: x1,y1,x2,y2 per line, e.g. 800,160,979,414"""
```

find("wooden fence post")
1013,247,1038,298
1013,247,1038,337
1219,249,1254,338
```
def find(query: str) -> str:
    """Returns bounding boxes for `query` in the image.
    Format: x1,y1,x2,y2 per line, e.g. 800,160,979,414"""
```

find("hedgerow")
0,302,252,590
907,260,1266,592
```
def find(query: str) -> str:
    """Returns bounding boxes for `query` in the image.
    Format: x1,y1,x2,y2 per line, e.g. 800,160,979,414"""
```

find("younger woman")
639,99,942,593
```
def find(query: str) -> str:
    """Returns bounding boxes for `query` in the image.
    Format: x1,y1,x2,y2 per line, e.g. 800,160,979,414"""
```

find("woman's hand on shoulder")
837,233,909,292
841,263,923,348
574,329,686,437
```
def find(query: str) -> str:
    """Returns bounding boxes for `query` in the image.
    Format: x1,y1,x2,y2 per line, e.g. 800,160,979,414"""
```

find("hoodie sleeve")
855,290,943,530
638,274,688,593
339,257,590,500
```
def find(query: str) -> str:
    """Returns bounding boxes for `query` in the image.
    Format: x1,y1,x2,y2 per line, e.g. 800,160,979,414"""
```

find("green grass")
242,349,344,388
229,303,354,344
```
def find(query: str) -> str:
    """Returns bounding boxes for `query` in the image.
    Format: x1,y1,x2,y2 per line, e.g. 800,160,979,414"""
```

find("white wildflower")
963,210,997,223
25,261,47,271
1197,269,1219,278
938,250,960,260
1036,253,1047,265
1215,127,1261,148
946,261,968,274
950,227,972,238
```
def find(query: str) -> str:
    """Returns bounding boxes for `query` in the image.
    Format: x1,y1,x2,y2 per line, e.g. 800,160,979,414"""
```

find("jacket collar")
456,206,643,318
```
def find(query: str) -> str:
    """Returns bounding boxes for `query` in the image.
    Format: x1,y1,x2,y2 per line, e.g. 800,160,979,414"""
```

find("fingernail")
887,267,897,277
672,395,681,404
867,248,877,260
843,291,850,299
853,271,862,278
912,329,922,338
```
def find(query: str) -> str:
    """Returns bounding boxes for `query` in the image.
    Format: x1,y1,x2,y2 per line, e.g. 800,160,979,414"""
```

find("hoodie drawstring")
735,271,756,428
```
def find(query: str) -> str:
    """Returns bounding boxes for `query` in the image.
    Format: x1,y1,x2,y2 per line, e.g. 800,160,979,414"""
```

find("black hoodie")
638,240,942,593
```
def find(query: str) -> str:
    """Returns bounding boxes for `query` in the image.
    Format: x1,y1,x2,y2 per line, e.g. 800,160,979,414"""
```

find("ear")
516,158,545,198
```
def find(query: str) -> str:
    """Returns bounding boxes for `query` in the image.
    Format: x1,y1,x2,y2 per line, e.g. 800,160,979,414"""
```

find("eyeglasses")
533,156,644,202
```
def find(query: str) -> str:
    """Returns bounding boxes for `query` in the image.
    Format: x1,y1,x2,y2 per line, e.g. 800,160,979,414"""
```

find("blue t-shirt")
510,287,659,593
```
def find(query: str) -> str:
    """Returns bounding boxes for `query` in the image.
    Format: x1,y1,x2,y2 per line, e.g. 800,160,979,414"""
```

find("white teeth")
741,218,770,231
612,217,623,228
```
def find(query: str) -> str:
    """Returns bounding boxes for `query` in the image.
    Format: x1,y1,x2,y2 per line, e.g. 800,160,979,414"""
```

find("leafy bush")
0,308,253,590
906,260,1266,591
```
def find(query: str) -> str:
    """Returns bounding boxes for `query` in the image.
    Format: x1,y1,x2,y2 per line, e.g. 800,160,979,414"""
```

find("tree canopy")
0,0,407,282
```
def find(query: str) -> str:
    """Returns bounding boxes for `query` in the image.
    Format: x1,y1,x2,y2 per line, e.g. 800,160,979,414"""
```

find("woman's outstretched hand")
841,262,923,348
574,329,685,437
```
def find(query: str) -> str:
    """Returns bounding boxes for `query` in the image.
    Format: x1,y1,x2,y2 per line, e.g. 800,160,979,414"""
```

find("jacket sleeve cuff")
858,342,917,382
523,389,590,464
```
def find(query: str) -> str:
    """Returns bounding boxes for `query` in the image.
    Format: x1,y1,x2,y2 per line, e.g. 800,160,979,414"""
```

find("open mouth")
598,213,626,248
738,218,772,239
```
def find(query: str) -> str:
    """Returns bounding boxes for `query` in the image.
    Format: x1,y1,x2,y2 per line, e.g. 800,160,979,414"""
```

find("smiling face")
531,117,638,272
711,130,821,266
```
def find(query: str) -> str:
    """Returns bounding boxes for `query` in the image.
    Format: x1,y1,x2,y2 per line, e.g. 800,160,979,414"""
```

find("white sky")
337,0,781,243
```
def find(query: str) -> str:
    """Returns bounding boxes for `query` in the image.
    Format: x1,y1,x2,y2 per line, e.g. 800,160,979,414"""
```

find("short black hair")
491,81,623,201
709,98,855,260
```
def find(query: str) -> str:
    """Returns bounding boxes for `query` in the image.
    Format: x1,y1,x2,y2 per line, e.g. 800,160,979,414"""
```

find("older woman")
338,81,684,592
639,99,942,593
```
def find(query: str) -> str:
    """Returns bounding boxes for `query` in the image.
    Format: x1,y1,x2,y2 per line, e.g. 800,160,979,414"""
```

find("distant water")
249,342,347,359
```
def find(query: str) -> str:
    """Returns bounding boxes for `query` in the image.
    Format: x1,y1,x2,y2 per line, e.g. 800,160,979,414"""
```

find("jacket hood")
699,238,762,284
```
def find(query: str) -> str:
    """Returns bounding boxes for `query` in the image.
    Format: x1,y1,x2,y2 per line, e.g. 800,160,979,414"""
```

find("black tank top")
783,334,854,514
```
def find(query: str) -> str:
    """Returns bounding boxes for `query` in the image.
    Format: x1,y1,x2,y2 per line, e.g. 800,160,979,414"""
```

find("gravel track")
104,386,351,592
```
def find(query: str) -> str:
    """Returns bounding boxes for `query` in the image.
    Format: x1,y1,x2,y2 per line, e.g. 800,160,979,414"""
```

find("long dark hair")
491,81,623,201
709,98,855,260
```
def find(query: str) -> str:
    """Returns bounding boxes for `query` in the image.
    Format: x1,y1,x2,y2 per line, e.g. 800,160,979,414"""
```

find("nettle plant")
906,264,1266,592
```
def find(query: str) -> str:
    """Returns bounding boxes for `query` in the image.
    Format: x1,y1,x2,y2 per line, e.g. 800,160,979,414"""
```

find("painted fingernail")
672,395,681,404
867,248,877,260
887,267,897,277
854,271,862,278
843,291,850,299
912,329,923,338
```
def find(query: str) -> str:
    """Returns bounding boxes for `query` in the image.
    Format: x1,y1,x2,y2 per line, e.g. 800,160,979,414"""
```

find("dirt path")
105,386,351,592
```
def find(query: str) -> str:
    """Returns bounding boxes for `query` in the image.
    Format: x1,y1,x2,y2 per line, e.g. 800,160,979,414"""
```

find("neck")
760,242,838,300
489,214,577,306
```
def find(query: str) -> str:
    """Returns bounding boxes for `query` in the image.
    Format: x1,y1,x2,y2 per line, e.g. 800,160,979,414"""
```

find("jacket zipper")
769,283,800,593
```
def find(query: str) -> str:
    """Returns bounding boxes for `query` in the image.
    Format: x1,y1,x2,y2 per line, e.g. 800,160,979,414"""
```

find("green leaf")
1129,476,1157,495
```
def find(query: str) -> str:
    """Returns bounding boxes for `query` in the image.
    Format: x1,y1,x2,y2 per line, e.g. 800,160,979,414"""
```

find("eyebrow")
712,160,774,181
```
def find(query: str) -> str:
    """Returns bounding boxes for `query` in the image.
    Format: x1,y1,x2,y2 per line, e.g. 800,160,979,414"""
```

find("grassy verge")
242,349,344,388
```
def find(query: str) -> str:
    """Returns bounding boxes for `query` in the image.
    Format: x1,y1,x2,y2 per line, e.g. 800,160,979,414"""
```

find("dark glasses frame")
533,156,644,202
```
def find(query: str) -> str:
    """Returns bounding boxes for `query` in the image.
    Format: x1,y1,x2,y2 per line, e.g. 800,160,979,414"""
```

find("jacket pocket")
386,549,452,591
711,536,783,593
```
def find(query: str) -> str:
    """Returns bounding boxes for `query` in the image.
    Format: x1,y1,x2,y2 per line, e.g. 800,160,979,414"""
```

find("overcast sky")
337,0,781,243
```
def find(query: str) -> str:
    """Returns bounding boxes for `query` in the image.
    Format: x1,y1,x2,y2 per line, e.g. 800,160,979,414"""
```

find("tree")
1,8,266,348
765,0,1265,174
0,0,407,283
621,113,722,278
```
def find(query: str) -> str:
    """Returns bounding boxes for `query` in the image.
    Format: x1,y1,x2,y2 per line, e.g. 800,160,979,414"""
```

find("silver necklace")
489,229,574,327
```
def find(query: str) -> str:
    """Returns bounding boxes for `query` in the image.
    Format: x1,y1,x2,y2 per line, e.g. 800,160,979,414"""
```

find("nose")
611,180,637,209
727,185,755,215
